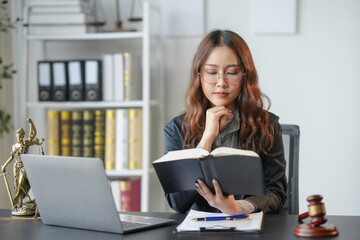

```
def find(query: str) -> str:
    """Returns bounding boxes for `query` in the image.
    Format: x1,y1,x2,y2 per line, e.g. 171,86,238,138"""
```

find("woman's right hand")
199,106,233,152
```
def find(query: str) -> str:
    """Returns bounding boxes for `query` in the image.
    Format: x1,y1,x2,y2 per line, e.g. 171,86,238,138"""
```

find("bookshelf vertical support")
141,1,150,212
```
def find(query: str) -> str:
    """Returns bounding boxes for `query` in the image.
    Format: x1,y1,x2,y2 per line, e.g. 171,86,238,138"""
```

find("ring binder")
38,61,52,101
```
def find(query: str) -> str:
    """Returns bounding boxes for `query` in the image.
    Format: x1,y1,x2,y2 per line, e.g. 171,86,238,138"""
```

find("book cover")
123,53,142,101
153,147,265,195
128,109,142,170
94,110,105,162
120,178,141,212
71,110,83,157
82,110,94,157
104,110,116,170
60,110,72,156
115,109,129,170
47,110,60,155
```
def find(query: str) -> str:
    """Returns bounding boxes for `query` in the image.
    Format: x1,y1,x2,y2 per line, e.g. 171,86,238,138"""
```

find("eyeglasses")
198,69,246,84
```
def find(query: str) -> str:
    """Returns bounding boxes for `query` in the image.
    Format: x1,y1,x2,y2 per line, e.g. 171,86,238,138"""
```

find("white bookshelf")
15,1,165,212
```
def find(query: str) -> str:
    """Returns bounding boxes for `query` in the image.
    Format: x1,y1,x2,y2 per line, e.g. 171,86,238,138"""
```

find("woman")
164,30,286,215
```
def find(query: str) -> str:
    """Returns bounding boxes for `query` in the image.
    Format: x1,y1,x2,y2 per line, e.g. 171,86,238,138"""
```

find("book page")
210,147,259,157
176,209,264,232
154,148,209,163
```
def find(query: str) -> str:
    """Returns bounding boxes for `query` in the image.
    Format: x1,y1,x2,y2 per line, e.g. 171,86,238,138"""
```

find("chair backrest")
280,124,300,215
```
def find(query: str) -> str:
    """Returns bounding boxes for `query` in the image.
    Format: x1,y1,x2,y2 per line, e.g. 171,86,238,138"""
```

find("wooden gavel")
294,194,339,237
298,195,327,227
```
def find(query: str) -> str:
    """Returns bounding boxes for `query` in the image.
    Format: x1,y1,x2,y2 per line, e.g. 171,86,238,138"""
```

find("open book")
176,209,264,233
153,147,265,195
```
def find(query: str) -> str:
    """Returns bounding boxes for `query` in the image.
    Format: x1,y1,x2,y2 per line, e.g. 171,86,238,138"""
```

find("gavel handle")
298,212,309,221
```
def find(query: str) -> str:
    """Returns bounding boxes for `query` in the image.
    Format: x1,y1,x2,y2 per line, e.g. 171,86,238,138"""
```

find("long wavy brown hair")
182,30,274,154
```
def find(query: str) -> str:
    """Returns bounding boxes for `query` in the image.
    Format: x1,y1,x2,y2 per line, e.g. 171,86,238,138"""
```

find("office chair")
280,124,300,215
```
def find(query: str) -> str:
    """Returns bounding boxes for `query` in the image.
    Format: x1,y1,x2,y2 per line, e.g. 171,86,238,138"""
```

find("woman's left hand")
195,179,238,215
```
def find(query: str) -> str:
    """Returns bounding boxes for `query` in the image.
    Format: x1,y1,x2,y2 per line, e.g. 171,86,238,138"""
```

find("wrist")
199,137,214,152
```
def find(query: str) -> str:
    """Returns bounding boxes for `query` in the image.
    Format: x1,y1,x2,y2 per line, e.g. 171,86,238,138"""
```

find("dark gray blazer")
164,112,287,214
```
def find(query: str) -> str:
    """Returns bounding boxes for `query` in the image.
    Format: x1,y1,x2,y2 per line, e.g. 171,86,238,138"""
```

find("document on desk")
176,209,264,233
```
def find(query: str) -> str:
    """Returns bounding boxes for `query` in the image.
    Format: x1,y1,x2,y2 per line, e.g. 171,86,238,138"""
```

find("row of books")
28,0,97,34
102,53,142,102
111,179,141,212
38,53,141,102
47,108,143,170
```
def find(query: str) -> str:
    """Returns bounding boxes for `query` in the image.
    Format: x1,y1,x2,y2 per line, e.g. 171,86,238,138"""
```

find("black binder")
38,61,52,101
84,60,102,101
52,61,68,101
68,60,85,101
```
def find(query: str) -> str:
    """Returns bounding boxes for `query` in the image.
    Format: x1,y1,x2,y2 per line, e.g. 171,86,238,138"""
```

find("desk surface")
0,209,359,240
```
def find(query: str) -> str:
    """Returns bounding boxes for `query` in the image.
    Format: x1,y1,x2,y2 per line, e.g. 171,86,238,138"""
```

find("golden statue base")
11,200,37,216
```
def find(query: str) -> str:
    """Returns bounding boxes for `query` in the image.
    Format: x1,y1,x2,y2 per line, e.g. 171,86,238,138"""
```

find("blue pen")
192,214,249,221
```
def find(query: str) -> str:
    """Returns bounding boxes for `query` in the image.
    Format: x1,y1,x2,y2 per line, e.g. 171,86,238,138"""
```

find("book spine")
113,53,124,101
102,54,114,101
71,110,83,157
94,110,105,162
83,110,94,157
123,53,142,101
115,109,129,170
128,109,142,169
130,178,141,212
123,53,131,102
120,180,131,212
47,110,60,155
60,110,72,156
105,109,116,170
120,178,141,212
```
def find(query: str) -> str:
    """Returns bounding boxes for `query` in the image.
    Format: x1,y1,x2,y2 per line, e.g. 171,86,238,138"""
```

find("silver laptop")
21,154,175,234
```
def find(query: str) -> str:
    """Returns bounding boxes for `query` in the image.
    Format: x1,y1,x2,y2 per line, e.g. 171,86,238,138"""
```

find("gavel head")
307,195,327,226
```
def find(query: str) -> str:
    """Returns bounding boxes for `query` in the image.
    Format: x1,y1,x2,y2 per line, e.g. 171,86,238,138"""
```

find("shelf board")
26,100,158,109
27,32,144,41
106,168,155,180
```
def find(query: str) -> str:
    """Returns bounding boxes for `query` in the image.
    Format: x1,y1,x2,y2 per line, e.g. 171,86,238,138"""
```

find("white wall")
164,0,360,215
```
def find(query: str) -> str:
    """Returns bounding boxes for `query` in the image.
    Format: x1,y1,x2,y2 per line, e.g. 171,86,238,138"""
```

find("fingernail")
197,179,202,183
212,179,217,184
195,183,199,187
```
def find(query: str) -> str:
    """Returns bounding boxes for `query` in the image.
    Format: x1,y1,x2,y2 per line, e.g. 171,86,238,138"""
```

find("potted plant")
0,1,14,137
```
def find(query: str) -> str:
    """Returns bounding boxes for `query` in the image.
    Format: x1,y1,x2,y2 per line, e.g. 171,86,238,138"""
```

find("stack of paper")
176,209,264,233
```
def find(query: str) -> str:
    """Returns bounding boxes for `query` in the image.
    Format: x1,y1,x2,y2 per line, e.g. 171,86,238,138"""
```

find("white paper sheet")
176,209,264,232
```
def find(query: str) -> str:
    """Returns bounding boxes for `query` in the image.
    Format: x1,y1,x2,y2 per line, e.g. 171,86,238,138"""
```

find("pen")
192,214,249,221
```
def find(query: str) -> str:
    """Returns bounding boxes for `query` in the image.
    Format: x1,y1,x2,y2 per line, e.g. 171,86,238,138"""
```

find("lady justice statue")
0,119,44,216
